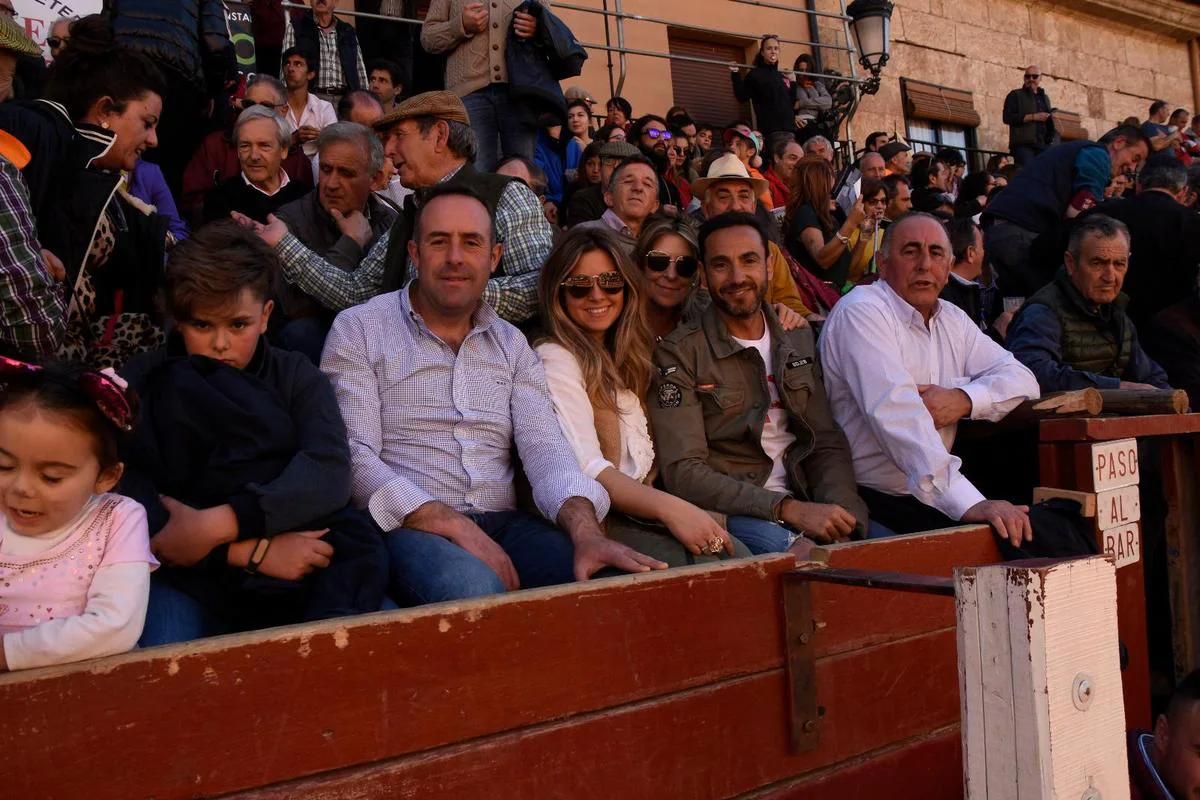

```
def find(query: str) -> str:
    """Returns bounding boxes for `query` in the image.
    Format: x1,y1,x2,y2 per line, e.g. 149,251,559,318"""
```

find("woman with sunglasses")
636,217,809,340
844,178,886,288
535,227,748,565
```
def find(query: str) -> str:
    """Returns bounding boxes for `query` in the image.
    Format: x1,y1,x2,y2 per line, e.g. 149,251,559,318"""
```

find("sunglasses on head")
644,251,699,278
561,272,626,299
644,128,673,141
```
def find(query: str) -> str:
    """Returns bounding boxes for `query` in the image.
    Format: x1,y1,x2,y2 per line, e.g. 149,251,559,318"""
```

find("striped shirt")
275,169,552,322
320,285,610,532
0,156,65,357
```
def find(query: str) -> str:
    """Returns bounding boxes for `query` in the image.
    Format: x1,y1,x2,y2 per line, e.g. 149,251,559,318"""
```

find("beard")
711,280,766,319
640,143,670,173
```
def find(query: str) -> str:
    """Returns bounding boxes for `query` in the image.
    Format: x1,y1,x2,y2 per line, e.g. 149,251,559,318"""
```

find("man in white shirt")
283,47,338,164
819,212,1040,545
650,212,867,556
321,184,665,603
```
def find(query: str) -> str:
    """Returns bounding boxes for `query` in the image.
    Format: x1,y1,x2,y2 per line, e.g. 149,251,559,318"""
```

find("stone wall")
552,0,1198,157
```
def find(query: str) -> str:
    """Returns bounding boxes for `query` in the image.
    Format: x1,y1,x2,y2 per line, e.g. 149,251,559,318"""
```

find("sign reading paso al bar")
1088,438,1139,492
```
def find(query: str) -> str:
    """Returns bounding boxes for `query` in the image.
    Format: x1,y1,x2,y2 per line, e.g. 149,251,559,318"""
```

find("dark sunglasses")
561,272,626,299
238,98,284,111
644,251,699,278
1024,73,1040,80
0,356,135,432
47,36,67,48
643,128,673,141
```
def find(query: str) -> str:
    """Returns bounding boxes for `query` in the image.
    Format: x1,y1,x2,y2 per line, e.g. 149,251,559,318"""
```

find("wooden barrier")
0,526,1005,800
1039,413,1200,728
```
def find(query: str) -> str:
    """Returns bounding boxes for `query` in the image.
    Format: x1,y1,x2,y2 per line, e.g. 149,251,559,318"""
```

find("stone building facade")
550,0,1200,158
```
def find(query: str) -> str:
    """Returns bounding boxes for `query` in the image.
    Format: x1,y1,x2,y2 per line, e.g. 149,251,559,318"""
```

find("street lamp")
846,0,894,95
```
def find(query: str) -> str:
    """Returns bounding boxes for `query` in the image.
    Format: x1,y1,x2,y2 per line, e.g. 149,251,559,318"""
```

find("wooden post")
1096,389,1189,416
956,558,1128,800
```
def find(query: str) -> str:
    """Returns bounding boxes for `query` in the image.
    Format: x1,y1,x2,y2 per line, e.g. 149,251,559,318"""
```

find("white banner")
13,0,103,55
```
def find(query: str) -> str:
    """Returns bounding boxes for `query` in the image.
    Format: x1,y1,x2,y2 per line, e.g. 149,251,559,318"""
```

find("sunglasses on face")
1024,73,1040,80
561,272,626,299
238,99,284,111
644,251,699,278
643,128,673,142
47,36,67,48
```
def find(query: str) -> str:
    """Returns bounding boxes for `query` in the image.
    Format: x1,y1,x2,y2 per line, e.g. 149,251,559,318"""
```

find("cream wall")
552,0,1197,154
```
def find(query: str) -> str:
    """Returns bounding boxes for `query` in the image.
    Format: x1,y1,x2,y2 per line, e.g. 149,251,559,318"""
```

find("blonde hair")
537,227,655,410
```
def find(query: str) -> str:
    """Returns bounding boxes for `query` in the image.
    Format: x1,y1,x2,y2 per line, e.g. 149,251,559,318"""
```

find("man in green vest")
241,90,554,325
1004,214,1170,394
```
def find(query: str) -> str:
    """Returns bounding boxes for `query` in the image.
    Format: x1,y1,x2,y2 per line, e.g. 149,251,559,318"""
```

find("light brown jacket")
420,0,549,97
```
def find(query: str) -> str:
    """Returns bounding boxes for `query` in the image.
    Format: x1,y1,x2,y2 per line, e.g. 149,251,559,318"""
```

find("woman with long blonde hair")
536,226,747,564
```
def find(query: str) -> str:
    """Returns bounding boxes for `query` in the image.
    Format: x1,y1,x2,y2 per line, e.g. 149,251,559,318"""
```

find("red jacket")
181,129,314,215
765,166,790,209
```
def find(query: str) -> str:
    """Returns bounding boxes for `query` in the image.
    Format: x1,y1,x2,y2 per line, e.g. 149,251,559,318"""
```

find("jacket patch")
658,382,683,408
787,358,813,369
659,365,678,377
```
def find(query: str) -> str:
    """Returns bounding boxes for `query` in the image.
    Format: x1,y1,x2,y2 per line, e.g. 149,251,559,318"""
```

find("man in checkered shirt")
252,91,553,324
320,184,666,603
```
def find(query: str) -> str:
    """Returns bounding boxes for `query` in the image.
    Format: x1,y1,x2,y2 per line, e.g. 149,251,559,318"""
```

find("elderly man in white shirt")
819,212,1040,546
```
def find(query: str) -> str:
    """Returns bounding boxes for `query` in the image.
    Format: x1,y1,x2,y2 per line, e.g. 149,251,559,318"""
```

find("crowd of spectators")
0,9,1198,759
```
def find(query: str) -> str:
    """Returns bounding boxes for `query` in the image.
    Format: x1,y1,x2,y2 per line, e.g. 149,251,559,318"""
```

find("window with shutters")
666,31,752,128
902,78,980,160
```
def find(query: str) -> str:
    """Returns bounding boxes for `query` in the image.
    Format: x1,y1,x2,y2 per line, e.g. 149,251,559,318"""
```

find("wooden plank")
0,557,797,800
1096,485,1141,530
1038,442,1077,489
746,726,963,800
1162,437,1200,682
1032,487,1096,516
1096,389,1189,416
957,559,1129,799
1040,413,1200,442
809,526,1003,658
227,631,965,800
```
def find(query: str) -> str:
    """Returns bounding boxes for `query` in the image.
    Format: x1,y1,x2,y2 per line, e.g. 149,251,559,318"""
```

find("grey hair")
245,74,287,107
317,121,386,175
804,135,832,154
879,211,949,256
1067,214,1130,262
234,104,290,149
414,116,478,163
1139,158,1188,193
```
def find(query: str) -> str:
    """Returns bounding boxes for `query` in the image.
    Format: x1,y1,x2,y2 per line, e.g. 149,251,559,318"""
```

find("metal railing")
905,137,1011,173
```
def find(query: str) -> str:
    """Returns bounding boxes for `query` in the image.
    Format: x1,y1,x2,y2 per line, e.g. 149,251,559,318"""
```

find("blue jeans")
140,574,228,647
385,510,575,605
725,516,795,554
277,315,332,365
461,84,536,171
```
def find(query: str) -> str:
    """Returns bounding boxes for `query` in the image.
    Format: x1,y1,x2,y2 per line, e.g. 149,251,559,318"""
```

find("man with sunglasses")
629,114,683,211
322,184,666,604
650,212,866,557
573,157,659,256
1003,65,1055,168
45,18,72,62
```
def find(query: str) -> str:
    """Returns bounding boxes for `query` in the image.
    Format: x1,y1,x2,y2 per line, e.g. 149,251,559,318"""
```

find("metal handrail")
266,0,872,89
905,136,1010,171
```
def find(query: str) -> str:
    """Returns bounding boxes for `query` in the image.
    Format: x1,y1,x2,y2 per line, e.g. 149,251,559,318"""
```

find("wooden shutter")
1055,110,1089,141
666,33,751,128
902,79,982,128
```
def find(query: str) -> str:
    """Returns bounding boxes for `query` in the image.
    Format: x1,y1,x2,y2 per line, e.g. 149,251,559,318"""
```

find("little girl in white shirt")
0,357,155,671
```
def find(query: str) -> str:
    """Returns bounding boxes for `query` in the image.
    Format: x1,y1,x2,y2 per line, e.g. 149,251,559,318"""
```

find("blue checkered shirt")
275,174,552,323
320,285,610,532
0,156,65,357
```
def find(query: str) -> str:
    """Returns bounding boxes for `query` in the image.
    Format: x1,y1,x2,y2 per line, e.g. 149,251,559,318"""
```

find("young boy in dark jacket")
121,221,387,645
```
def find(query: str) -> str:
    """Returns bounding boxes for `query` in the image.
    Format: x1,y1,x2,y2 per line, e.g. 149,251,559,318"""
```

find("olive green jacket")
649,303,868,533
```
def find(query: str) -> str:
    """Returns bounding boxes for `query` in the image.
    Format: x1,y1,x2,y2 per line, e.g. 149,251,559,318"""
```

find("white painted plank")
1089,439,1140,492
956,567,987,799
980,565,1019,798
1096,485,1142,530
1100,523,1142,568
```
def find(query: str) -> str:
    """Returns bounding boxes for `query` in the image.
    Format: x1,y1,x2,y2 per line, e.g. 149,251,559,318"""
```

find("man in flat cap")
245,90,554,325
879,141,912,177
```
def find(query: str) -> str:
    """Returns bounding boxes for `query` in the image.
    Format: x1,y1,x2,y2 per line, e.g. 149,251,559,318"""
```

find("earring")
101,121,110,130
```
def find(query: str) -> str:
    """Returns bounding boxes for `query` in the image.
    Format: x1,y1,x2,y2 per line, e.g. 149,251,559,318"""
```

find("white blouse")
535,342,656,483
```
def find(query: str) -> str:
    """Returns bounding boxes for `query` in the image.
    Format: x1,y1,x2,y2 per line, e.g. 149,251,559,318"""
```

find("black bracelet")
244,538,272,575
